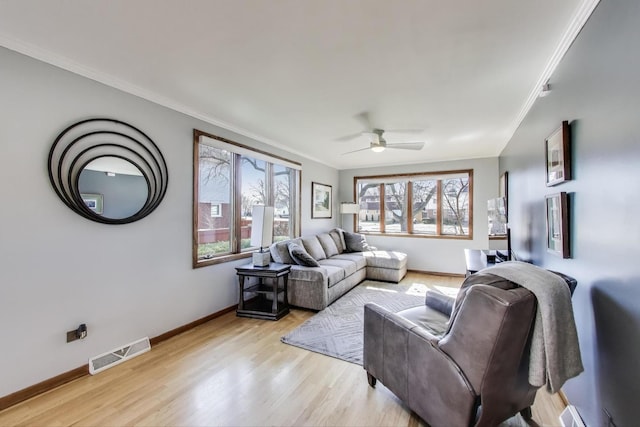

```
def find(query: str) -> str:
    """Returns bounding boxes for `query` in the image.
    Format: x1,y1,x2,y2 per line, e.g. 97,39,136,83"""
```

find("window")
354,170,472,238
210,204,222,217
193,130,301,267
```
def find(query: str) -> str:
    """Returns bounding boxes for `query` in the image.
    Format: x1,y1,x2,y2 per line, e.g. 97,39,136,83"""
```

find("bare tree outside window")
193,130,301,267
357,183,380,232
412,180,438,234
384,182,405,233
442,178,469,235
354,170,472,238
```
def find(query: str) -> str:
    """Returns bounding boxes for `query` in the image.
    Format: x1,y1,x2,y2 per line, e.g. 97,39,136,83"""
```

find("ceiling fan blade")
342,146,372,155
354,111,373,129
334,112,375,141
386,142,425,150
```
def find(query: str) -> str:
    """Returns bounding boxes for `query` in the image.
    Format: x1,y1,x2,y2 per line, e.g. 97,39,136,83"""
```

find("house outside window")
210,204,222,217
193,130,301,267
354,170,472,238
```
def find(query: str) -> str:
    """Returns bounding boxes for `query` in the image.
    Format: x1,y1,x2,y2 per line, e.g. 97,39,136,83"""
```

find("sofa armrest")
424,290,454,317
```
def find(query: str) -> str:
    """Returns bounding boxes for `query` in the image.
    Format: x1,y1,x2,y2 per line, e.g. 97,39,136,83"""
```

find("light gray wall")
300,162,341,236
499,1,640,425
339,157,499,274
0,46,338,397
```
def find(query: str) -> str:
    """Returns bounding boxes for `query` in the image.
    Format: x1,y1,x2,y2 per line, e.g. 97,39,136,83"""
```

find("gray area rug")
281,280,427,365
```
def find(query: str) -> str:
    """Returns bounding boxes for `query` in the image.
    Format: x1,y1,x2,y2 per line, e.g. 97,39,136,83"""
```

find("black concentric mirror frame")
48,118,168,224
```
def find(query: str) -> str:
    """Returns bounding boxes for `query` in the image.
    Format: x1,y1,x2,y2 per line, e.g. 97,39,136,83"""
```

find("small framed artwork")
311,182,332,219
81,193,104,214
545,121,571,186
545,192,569,258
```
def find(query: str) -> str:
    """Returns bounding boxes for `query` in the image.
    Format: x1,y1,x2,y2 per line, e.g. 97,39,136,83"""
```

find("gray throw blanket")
484,261,583,393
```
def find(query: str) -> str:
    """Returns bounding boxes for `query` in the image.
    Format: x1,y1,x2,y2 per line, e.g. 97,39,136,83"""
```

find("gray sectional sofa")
269,229,408,310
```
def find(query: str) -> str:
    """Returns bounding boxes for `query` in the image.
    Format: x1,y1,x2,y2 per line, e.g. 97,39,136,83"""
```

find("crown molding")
1,0,601,171
502,0,601,152
0,34,331,169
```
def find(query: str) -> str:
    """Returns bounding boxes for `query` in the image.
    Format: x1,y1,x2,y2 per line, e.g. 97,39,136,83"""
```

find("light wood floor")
0,272,564,426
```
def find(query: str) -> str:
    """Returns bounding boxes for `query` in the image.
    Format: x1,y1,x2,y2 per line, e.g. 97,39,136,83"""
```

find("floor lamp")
339,202,359,230
251,205,274,266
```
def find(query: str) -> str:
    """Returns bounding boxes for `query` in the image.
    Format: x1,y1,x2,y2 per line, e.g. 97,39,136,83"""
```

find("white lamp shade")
340,202,360,214
250,205,274,248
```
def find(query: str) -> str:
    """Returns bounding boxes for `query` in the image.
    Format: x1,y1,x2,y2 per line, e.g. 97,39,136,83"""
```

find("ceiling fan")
342,129,425,155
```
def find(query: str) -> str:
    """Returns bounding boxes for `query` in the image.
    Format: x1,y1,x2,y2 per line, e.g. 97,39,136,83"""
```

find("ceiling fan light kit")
341,127,426,155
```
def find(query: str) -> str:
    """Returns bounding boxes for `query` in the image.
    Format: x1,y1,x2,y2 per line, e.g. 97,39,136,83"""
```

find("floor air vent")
559,405,585,427
89,337,151,375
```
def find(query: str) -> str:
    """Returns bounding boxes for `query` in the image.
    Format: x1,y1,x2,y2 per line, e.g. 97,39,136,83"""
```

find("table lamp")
339,202,359,229
251,205,274,266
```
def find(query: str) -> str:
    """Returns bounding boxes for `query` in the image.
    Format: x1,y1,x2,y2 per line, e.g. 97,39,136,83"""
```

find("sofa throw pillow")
343,231,371,252
269,240,288,264
288,243,320,267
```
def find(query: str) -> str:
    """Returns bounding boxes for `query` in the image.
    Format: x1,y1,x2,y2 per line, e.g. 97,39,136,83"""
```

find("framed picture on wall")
545,192,570,258
311,182,332,219
81,193,103,214
545,121,571,186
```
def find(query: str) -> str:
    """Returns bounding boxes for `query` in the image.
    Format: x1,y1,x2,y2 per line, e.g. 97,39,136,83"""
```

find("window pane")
441,177,470,235
241,156,267,252
198,145,232,259
357,183,380,232
411,180,438,235
274,164,294,242
384,182,406,233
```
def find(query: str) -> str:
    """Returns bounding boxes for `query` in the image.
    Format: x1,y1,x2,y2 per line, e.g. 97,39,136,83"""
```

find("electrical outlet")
66,330,78,342
66,324,88,342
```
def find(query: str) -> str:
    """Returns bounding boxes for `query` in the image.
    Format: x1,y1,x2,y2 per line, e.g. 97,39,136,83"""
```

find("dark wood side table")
235,263,291,320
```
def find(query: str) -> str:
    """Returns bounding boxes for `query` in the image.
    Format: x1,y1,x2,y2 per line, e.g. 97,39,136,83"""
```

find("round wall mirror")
48,118,168,224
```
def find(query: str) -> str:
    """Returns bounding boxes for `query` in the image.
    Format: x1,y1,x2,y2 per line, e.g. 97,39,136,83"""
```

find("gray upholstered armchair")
364,272,544,426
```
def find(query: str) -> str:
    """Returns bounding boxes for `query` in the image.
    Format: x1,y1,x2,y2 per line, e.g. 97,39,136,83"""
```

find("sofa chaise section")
363,250,408,282
270,230,408,310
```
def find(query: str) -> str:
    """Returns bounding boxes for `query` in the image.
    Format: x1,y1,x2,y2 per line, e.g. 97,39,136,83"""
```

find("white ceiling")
0,0,598,170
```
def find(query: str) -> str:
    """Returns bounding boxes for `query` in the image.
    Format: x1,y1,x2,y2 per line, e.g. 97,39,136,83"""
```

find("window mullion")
291,170,298,238
266,163,275,240
233,153,242,253
436,180,442,236
407,181,413,234
379,184,385,234
266,163,274,206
